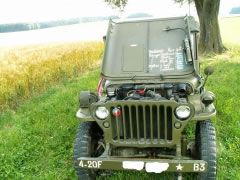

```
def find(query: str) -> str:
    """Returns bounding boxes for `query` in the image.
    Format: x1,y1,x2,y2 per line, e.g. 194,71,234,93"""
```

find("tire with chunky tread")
196,120,217,180
74,122,98,180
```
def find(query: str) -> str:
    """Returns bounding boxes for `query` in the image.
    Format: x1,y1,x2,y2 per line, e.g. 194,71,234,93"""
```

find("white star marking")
176,164,183,171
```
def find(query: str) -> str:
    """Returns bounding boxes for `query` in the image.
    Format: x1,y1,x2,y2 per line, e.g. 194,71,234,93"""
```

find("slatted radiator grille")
111,104,173,143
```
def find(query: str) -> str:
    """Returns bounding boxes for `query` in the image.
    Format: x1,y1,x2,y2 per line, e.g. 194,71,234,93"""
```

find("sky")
0,0,239,24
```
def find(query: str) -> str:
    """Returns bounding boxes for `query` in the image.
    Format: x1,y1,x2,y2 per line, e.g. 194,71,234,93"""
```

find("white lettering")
79,160,102,169
200,163,206,171
194,163,199,171
98,161,102,168
194,163,206,172
79,160,84,168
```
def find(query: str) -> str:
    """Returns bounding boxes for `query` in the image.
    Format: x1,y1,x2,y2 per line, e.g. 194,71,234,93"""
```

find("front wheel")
73,122,104,180
196,120,217,180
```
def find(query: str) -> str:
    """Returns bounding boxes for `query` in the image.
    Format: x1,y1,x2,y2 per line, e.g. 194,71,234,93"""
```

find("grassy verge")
0,42,103,110
0,46,240,179
201,45,240,179
0,70,100,179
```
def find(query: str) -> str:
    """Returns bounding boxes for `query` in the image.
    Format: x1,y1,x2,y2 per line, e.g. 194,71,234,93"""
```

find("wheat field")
1,16,239,111
0,42,103,110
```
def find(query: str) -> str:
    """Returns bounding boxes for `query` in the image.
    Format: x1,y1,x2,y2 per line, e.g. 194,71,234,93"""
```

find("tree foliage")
104,0,128,10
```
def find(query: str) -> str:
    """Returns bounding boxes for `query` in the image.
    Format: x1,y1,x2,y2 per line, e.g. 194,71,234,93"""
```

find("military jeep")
74,16,217,180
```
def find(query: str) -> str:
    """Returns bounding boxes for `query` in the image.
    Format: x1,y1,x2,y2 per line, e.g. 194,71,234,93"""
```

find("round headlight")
175,105,191,120
95,107,109,120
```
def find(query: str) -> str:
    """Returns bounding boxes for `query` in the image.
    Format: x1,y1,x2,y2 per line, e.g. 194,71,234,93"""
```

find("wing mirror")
204,66,214,76
202,66,214,88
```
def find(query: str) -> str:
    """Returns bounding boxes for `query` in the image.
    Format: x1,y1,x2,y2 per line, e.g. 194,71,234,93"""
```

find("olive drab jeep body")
74,16,217,180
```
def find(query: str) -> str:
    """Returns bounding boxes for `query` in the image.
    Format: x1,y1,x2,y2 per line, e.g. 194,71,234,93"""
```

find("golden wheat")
0,41,103,110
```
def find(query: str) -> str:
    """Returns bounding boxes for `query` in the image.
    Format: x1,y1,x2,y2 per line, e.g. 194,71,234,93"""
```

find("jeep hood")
101,16,198,79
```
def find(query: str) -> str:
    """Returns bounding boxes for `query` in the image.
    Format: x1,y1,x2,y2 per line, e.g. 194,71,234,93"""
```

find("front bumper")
77,157,207,173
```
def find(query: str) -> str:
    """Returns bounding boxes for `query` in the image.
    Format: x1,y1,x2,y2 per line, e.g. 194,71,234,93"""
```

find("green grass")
201,46,240,179
0,70,100,179
1,46,240,179
1,17,240,179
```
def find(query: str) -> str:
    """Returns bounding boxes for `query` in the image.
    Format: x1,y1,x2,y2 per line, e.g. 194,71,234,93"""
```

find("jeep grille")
111,104,173,144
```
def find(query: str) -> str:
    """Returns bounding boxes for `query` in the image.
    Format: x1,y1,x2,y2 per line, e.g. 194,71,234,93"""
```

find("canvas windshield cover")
102,16,196,78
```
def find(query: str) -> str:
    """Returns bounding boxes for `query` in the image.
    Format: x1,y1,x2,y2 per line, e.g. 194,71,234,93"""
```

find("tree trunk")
194,0,224,54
